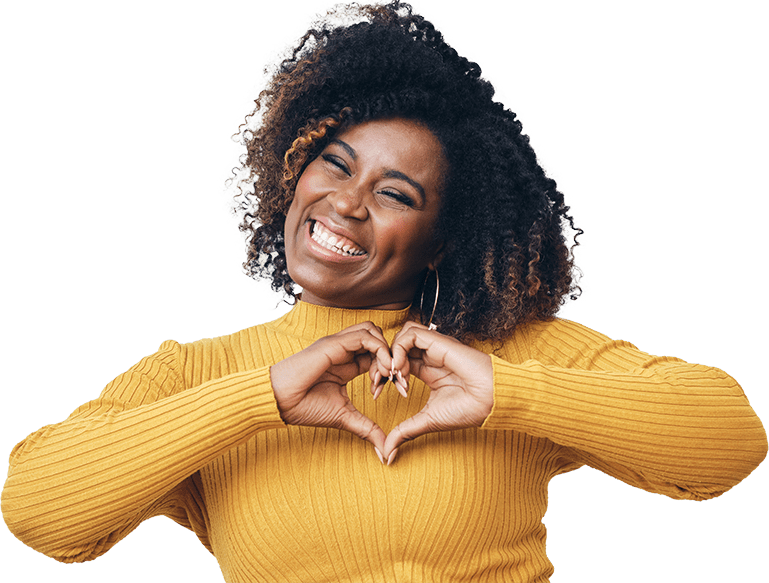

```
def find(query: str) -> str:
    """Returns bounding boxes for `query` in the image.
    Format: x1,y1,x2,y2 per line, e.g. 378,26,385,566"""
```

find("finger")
384,358,409,398
330,328,393,375
405,354,426,383
382,410,433,461
369,366,388,400
337,407,387,457
343,321,390,358
395,324,466,374
360,321,388,345
276,330,379,391
357,331,393,374
390,324,437,384
368,346,394,399
394,369,409,397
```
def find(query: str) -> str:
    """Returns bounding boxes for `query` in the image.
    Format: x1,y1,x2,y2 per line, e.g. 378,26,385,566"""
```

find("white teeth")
311,222,365,256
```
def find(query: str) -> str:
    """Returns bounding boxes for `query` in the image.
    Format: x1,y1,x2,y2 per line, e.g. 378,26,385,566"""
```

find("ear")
428,241,446,271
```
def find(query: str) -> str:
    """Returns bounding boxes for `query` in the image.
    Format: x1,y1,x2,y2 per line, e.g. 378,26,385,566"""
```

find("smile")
310,220,367,257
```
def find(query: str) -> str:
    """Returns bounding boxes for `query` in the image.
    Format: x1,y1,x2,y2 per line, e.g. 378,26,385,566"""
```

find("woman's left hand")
381,321,494,464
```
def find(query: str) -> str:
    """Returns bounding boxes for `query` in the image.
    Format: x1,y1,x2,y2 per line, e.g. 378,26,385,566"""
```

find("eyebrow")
330,139,357,160
382,169,426,202
329,139,426,203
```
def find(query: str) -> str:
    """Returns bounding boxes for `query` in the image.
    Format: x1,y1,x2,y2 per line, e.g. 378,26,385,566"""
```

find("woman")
2,2,766,582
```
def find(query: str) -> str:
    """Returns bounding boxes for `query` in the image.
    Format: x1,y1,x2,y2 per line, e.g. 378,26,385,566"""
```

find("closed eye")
379,189,416,208
322,154,351,176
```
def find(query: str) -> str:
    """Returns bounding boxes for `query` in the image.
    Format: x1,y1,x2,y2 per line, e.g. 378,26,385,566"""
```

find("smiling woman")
285,119,446,310
1,1,767,583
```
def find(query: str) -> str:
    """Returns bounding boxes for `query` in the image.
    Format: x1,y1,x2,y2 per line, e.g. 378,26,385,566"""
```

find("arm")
483,319,767,500
2,321,396,562
383,319,766,500
1,340,285,562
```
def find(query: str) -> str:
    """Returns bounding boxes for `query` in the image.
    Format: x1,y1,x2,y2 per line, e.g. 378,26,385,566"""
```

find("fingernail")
373,383,383,401
395,372,408,397
395,379,408,398
374,447,385,465
386,448,399,466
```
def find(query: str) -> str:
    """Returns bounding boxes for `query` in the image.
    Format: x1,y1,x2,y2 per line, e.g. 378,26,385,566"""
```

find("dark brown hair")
233,1,581,342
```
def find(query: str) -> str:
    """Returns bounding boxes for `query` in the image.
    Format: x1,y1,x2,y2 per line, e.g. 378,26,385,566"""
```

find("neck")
274,300,412,340
297,292,411,312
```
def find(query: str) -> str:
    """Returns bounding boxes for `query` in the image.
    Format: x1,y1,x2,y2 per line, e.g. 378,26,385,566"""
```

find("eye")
321,154,351,176
377,189,416,209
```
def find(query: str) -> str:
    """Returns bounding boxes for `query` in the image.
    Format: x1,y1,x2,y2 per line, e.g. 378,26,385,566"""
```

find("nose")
328,182,369,220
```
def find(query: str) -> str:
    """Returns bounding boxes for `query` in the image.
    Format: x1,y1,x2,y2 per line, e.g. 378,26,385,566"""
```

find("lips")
309,220,367,257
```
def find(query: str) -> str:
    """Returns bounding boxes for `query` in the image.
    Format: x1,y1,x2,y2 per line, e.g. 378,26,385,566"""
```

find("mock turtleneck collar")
268,301,412,341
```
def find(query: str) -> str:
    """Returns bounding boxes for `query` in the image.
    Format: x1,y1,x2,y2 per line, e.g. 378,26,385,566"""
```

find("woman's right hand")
269,322,391,459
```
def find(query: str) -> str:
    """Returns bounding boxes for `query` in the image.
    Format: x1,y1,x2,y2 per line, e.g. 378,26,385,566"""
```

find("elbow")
672,429,768,502
736,427,769,488
2,472,42,554
2,476,102,563
688,385,769,500
725,413,769,491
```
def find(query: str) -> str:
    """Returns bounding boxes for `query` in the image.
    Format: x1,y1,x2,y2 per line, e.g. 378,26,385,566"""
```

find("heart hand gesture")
381,321,494,462
269,320,494,464
269,321,392,458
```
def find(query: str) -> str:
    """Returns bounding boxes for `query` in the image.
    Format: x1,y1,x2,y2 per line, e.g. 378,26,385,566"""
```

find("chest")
196,378,564,581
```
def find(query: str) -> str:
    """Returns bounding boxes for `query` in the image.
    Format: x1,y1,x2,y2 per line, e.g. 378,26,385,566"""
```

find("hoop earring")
419,268,439,331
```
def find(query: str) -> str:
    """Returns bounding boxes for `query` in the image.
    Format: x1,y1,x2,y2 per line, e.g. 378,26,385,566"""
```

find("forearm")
483,355,768,499
1,367,284,559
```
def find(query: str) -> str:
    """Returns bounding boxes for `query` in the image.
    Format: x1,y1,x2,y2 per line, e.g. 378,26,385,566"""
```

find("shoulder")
483,317,638,368
522,317,614,351
170,314,298,382
174,321,271,361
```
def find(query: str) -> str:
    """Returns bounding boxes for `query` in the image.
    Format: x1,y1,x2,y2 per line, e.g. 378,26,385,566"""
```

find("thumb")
337,407,387,462
382,410,433,464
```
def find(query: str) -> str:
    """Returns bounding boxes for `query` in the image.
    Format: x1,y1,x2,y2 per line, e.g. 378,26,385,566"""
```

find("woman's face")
284,118,446,310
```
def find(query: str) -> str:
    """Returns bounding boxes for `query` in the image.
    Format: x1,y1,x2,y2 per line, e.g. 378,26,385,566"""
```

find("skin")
284,118,446,310
271,118,494,464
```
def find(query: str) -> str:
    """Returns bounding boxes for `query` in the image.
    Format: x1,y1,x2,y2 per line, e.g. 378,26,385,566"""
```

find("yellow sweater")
2,302,767,582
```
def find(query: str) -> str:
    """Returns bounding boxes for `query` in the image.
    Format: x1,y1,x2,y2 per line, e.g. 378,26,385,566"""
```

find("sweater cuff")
240,367,287,430
481,355,528,431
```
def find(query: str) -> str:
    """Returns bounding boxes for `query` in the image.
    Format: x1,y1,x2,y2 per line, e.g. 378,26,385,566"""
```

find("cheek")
285,167,323,229
295,162,328,199
379,215,439,264
284,199,301,242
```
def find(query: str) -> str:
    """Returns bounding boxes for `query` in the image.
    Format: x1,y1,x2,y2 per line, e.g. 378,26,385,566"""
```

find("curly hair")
233,1,581,342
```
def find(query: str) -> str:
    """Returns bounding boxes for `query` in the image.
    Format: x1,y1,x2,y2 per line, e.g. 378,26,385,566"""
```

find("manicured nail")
395,379,408,398
373,383,383,401
386,448,399,466
374,447,385,465
372,371,381,397
395,371,408,397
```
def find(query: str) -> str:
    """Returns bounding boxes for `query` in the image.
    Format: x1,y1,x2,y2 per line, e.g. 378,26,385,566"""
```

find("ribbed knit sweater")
2,302,767,582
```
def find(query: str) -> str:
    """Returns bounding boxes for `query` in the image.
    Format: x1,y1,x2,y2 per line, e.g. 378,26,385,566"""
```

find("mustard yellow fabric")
3,302,767,582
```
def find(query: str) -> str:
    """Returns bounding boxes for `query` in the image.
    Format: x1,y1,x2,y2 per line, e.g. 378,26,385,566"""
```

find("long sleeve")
1,339,285,563
481,318,767,500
